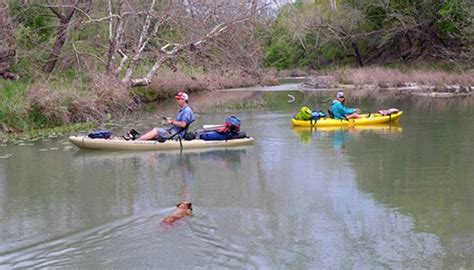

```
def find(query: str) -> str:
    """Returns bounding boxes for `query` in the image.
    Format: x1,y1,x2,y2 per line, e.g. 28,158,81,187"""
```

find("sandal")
123,133,131,141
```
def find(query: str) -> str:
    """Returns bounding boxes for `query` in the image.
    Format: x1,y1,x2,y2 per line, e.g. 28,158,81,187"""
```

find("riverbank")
301,67,474,98
1,67,473,142
0,68,279,137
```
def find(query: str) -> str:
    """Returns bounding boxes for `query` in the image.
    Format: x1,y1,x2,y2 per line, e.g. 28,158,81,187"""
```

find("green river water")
0,88,473,269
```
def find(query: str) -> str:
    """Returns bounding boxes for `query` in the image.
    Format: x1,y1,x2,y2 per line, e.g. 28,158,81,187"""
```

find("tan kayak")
69,135,255,151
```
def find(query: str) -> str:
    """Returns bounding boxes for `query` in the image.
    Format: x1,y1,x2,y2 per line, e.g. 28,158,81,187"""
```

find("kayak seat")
183,131,196,140
165,120,195,142
327,109,334,119
182,120,196,140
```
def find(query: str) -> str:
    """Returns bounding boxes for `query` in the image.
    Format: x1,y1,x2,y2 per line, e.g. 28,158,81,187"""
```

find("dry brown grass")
333,67,474,87
206,70,260,89
89,75,136,112
21,68,278,128
26,75,137,126
150,71,207,97
67,98,106,123
149,68,278,96
259,69,280,85
27,85,73,125
277,68,310,77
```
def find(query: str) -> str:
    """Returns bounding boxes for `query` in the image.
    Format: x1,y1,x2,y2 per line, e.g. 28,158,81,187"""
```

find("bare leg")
137,129,158,140
346,113,361,119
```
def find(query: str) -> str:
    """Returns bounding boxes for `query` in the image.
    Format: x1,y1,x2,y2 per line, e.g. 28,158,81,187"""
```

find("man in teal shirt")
331,91,361,119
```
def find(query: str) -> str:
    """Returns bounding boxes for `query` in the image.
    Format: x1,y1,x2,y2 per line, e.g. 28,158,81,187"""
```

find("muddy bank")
299,75,473,98
221,77,473,99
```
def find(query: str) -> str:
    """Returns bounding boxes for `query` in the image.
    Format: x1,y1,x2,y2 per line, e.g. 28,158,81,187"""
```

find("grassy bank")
0,68,278,141
2,65,472,142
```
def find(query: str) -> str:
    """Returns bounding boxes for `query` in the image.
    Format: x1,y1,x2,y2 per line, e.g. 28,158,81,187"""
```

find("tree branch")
128,22,234,87
122,0,158,83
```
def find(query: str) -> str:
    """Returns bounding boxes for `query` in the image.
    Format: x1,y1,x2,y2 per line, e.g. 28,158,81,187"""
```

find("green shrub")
9,2,55,47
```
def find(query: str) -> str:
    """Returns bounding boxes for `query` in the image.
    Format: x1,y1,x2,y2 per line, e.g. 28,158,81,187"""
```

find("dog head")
176,201,193,212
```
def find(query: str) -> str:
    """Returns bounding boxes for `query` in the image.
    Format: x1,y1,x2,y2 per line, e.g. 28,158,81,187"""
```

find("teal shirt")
331,100,356,119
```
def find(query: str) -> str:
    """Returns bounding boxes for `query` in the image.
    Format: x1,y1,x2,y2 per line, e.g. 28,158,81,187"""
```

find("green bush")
265,41,291,70
0,77,30,130
9,2,55,47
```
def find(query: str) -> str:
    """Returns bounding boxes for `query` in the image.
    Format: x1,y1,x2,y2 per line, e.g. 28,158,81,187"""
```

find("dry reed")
333,67,474,87
89,75,136,112
27,85,73,125
149,69,278,96
26,75,137,126
277,68,310,77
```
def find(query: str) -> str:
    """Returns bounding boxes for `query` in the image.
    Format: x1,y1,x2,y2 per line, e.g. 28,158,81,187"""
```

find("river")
0,87,473,269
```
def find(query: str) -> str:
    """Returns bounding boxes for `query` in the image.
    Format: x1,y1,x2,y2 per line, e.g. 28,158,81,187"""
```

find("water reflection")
175,153,195,203
292,124,403,155
1,92,474,268
0,148,250,269
198,148,244,171
331,130,356,155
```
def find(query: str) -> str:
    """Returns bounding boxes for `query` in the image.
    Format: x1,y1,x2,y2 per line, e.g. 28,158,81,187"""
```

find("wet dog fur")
161,202,193,226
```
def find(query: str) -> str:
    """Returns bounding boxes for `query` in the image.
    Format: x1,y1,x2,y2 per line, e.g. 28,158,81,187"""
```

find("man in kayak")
331,91,361,119
137,91,196,141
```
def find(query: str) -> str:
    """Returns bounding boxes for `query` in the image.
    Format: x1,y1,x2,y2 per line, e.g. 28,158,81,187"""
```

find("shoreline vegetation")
0,68,281,142
1,1,472,141
1,66,473,143
302,67,474,98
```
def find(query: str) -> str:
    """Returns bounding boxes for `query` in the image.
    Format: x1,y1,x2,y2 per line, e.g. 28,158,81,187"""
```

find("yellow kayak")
69,136,254,151
291,111,403,127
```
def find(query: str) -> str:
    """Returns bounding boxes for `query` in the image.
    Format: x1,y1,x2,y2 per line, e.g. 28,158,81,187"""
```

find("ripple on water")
0,207,257,269
0,210,169,269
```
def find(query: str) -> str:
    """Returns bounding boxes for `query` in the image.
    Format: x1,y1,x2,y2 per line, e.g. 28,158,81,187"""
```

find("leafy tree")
8,1,55,47
263,0,473,69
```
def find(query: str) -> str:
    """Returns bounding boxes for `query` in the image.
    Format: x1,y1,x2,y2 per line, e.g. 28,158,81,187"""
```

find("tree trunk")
351,41,364,67
42,5,76,73
106,0,125,76
0,0,19,80
43,23,69,73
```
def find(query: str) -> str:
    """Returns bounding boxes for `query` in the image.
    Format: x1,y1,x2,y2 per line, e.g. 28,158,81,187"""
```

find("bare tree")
42,0,83,73
0,0,19,80
100,0,261,88
105,0,125,76
18,0,269,87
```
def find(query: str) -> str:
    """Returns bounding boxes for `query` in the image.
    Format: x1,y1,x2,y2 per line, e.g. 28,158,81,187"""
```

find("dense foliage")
0,0,272,132
0,0,472,134
264,0,473,70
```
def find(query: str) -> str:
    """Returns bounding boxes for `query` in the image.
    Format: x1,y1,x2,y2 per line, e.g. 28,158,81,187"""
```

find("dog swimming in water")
160,202,193,226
